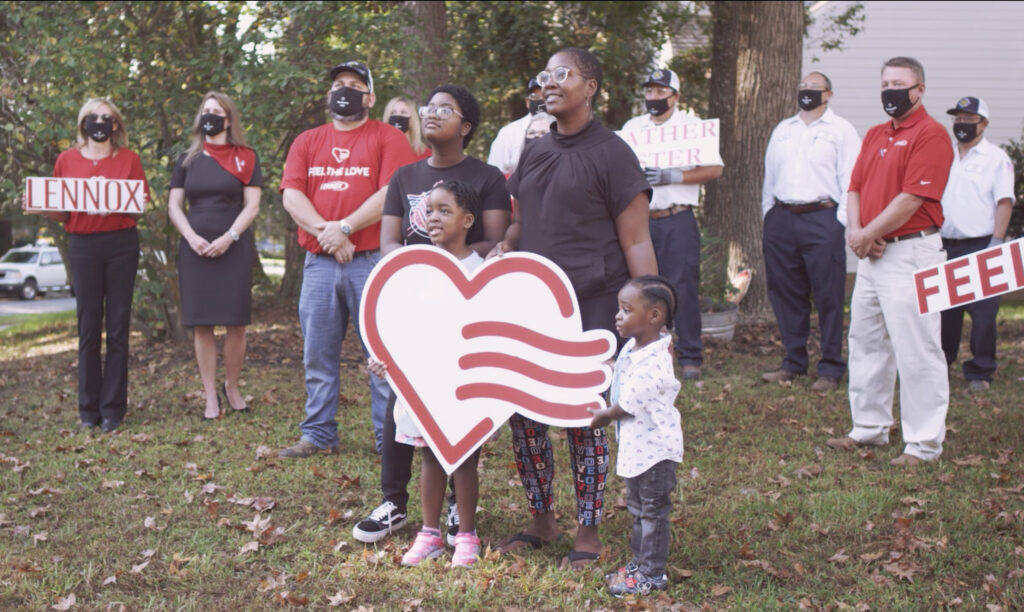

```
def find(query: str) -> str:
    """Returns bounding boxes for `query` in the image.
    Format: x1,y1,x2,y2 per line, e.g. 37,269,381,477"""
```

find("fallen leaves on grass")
827,549,849,564
51,593,76,610
794,464,822,479
239,541,259,556
327,590,356,606
130,560,150,574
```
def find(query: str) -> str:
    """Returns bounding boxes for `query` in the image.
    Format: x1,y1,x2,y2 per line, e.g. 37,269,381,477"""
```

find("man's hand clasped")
316,221,355,263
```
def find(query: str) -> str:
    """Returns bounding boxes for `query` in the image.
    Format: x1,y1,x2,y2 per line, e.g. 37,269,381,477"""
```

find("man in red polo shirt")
826,57,953,467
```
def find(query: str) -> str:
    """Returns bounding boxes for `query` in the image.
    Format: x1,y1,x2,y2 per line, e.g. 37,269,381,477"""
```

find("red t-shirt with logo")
280,120,415,254
52,148,150,235
848,105,953,238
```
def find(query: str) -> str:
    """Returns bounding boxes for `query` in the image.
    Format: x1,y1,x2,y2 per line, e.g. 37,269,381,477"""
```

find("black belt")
774,198,836,213
650,204,695,220
884,227,939,243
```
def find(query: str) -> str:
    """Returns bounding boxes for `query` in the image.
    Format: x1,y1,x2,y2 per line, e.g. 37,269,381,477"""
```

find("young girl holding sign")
588,275,682,597
368,180,484,568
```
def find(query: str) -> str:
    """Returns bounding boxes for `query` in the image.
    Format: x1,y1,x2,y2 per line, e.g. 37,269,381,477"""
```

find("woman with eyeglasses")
382,96,430,162
489,47,657,571
351,84,510,550
42,98,150,433
168,92,262,421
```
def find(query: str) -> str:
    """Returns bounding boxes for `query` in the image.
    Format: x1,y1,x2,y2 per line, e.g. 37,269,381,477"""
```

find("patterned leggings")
509,413,609,526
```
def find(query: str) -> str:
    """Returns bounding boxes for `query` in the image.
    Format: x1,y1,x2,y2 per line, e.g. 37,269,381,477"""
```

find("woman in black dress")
168,92,262,420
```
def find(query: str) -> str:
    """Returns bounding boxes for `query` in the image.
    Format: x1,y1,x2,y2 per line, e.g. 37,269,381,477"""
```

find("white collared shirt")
610,333,683,478
622,109,724,210
761,107,861,226
486,113,532,175
940,137,1016,239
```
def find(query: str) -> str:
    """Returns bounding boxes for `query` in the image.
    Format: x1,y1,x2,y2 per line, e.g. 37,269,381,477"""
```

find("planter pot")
700,303,738,341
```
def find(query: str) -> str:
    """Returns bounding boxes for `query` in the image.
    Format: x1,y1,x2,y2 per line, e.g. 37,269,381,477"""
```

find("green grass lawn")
1,297,1022,610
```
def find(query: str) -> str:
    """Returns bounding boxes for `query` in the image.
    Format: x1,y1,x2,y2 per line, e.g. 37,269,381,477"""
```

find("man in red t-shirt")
279,61,415,458
826,57,952,467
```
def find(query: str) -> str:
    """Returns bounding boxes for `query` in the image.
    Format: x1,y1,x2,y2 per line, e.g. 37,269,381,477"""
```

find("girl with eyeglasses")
34,98,150,433
352,84,511,551
489,47,658,571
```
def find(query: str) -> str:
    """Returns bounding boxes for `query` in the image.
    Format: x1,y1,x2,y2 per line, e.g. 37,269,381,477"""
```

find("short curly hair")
427,84,480,148
556,47,603,105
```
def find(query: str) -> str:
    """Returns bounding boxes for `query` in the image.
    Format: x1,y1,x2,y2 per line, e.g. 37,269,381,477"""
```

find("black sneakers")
352,501,407,543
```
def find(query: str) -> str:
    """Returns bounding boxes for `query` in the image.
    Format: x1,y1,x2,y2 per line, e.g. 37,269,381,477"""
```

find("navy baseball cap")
947,96,988,119
527,78,541,92
330,61,374,93
643,68,680,92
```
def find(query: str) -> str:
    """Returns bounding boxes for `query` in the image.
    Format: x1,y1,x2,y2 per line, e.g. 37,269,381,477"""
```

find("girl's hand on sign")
367,358,388,378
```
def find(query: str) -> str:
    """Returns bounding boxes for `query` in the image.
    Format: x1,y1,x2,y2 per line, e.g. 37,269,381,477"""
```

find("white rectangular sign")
914,237,1024,315
617,118,720,168
24,177,147,214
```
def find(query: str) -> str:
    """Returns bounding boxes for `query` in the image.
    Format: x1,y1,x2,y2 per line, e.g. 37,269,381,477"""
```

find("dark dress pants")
762,206,847,378
649,208,702,367
941,236,999,381
68,227,139,426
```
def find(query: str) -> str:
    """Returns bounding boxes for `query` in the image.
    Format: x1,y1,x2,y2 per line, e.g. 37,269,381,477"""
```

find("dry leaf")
333,540,349,553
33,531,48,545
200,482,224,495
710,584,733,597
239,541,259,556
795,464,822,479
143,517,157,530
130,560,150,574
276,591,309,606
827,549,849,564
51,593,76,610
954,455,985,466
103,575,118,586
140,549,157,559
327,590,355,606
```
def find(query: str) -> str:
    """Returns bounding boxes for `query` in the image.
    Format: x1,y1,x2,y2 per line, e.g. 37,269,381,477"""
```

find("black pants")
762,205,847,378
68,227,139,425
649,208,702,366
941,236,999,381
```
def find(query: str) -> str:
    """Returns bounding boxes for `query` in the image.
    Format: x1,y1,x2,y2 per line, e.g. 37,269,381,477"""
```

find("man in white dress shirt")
487,78,544,176
939,96,1016,393
621,68,723,380
760,72,861,391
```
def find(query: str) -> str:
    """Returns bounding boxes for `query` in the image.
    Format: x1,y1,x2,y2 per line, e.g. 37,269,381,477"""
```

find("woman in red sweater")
47,98,149,433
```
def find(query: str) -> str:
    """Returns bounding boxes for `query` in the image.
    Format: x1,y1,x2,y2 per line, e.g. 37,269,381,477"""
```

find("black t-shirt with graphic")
382,156,511,246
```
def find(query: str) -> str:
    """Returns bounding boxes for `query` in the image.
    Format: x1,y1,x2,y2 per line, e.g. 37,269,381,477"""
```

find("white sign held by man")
914,237,1024,315
24,176,147,214
617,118,720,169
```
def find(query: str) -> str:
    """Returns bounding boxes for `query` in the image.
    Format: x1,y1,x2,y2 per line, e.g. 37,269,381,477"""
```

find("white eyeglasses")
418,105,464,120
536,66,572,87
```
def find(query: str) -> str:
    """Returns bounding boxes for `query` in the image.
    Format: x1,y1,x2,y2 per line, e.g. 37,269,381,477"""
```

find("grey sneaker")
446,502,460,546
278,440,338,458
607,570,668,597
352,501,407,543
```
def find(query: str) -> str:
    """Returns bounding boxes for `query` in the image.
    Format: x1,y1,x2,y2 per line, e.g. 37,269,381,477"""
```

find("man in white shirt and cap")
939,96,1016,393
487,78,545,176
622,68,723,380
760,71,861,392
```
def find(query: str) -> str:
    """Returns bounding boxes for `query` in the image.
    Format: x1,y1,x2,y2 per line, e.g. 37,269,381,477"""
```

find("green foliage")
1000,138,1024,239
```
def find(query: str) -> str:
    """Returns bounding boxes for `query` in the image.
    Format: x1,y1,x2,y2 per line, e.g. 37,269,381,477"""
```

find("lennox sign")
24,177,147,214
617,118,720,169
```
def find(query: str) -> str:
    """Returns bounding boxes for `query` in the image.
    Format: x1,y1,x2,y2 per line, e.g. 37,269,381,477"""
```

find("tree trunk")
705,1,803,322
399,2,449,101
278,216,303,299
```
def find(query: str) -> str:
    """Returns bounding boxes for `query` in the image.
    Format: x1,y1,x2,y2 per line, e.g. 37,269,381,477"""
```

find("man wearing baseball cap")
939,96,1016,393
621,68,724,380
278,60,416,458
487,77,545,175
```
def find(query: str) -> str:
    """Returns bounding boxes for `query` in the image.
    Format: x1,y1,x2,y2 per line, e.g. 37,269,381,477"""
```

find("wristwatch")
339,220,353,236
228,229,240,242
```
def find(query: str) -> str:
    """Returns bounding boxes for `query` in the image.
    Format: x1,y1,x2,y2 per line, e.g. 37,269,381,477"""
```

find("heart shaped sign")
360,246,617,473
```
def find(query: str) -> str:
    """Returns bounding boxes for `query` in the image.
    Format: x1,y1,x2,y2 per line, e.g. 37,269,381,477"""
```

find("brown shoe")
762,369,799,383
811,376,840,392
681,365,702,381
278,440,339,458
825,436,862,451
889,454,922,467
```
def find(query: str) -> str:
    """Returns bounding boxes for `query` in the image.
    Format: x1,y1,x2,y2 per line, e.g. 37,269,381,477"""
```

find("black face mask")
328,86,367,119
528,99,545,116
645,97,672,117
798,89,825,111
881,86,917,118
199,113,226,136
387,115,410,133
953,122,979,143
83,118,113,143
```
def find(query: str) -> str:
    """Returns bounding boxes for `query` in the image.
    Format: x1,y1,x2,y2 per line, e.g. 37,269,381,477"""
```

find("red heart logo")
360,247,616,472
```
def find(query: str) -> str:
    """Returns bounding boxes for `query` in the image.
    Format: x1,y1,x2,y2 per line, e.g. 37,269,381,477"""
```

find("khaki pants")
847,233,948,460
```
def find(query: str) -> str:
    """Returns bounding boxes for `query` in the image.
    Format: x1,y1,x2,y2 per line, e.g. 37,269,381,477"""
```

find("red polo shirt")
848,105,952,238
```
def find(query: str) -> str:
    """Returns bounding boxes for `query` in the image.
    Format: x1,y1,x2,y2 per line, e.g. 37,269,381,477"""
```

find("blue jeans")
297,250,389,451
